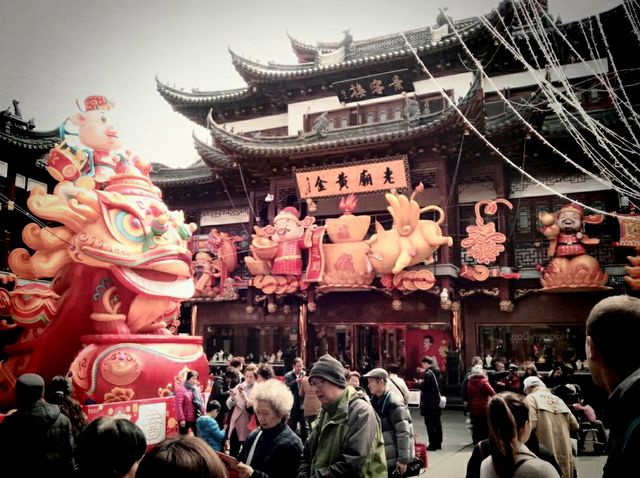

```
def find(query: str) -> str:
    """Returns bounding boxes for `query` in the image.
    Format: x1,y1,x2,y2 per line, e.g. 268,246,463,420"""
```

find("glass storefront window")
478,324,586,371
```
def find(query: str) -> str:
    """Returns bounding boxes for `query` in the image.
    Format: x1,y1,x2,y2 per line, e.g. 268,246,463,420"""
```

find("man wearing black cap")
0,373,75,476
297,354,387,478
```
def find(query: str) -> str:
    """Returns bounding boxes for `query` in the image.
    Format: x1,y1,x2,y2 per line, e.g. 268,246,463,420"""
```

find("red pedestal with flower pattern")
84,396,179,450
69,334,208,405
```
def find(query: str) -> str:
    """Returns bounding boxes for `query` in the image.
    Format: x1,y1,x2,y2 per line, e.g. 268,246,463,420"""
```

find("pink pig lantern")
48,95,126,187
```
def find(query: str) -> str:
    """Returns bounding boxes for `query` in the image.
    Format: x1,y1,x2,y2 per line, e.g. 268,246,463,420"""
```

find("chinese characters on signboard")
332,69,415,104
295,155,410,200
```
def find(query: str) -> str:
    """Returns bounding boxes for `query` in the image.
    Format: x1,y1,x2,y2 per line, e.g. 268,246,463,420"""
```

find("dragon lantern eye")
113,210,145,243
101,115,107,123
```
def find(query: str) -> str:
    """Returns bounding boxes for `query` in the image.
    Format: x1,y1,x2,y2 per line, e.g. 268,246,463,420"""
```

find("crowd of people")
1,294,639,478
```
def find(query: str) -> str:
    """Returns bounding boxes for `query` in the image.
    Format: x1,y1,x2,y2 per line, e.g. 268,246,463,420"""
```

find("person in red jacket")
175,370,204,436
466,365,496,444
495,364,521,394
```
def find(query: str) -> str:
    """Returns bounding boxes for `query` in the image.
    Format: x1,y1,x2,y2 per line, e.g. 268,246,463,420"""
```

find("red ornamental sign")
84,396,178,449
295,156,410,200
617,214,640,247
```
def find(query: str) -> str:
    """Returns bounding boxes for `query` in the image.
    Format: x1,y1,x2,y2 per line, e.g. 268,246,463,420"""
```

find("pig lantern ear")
69,113,86,126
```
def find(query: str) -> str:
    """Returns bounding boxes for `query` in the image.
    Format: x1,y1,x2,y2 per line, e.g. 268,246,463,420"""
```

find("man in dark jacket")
364,367,414,477
297,354,387,478
0,373,75,476
284,357,308,442
585,295,640,478
210,366,239,427
418,357,443,450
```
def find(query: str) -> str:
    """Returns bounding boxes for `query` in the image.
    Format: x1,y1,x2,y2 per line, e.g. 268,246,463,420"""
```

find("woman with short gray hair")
236,379,303,478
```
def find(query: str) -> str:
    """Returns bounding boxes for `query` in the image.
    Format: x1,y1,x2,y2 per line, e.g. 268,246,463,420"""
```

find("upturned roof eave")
0,128,61,151
156,75,253,106
231,26,486,84
193,132,235,170
207,71,484,158
228,0,523,84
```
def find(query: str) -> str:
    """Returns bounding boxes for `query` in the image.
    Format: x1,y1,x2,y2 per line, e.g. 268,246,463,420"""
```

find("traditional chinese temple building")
0,101,60,272
155,0,637,381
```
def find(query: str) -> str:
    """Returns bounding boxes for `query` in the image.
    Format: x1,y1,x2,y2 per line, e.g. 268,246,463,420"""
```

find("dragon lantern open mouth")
113,265,194,299
81,246,195,299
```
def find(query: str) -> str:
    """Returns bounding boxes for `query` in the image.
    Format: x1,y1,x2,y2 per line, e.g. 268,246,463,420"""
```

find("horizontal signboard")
295,155,410,200
332,69,415,104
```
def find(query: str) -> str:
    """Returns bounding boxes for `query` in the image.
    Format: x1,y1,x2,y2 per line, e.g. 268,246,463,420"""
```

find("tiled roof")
229,23,484,83
540,108,619,137
193,133,234,169
205,72,484,158
150,158,214,186
0,126,60,151
157,7,499,112
486,91,547,136
287,19,478,61
156,75,253,105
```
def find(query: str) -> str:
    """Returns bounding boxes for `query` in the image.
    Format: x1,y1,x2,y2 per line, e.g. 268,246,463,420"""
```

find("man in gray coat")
365,368,415,477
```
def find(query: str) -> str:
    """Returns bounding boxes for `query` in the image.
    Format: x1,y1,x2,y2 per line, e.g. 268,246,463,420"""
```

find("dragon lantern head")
10,169,198,300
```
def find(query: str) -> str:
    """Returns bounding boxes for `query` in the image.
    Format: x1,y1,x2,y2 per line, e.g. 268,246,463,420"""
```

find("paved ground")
411,408,607,478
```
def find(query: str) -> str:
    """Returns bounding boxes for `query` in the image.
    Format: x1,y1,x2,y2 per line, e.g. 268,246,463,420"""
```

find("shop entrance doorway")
353,325,405,373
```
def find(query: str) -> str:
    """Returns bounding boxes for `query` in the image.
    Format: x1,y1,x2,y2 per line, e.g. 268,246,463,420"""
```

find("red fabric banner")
304,227,326,282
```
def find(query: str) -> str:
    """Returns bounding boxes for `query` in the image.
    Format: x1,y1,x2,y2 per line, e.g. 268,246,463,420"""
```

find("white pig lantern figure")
47,95,149,187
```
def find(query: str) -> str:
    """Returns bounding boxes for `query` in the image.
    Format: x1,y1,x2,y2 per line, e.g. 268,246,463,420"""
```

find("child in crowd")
197,400,226,451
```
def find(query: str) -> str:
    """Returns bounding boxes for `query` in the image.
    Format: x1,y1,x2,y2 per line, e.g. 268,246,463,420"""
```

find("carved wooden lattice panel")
276,185,299,209
411,169,437,189
514,242,547,268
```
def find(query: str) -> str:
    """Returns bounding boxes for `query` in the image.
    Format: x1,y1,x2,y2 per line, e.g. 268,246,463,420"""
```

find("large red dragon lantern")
0,96,208,408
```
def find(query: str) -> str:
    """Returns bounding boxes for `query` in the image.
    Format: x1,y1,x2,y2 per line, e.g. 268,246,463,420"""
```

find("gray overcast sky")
0,0,621,168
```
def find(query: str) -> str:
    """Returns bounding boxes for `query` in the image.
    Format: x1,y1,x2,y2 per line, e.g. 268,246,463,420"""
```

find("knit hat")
309,354,347,388
363,368,388,382
16,373,44,407
523,376,545,390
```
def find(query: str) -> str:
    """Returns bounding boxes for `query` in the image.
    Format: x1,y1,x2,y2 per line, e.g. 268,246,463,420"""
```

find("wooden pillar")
495,150,511,303
191,305,198,337
436,151,453,265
